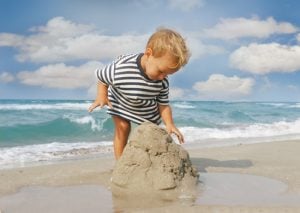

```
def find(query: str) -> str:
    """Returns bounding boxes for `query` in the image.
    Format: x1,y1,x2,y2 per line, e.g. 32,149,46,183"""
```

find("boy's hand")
88,82,112,113
158,104,184,144
88,97,112,112
166,124,184,144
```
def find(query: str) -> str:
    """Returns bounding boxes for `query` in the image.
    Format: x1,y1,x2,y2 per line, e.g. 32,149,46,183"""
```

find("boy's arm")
88,82,112,112
89,60,116,112
159,104,184,144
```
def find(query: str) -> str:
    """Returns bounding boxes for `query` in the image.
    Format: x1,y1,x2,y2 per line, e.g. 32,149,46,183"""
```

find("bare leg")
112,115,131,160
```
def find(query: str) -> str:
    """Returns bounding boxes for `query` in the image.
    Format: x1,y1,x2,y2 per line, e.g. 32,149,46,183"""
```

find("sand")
1,140,300,212
111,122,198,199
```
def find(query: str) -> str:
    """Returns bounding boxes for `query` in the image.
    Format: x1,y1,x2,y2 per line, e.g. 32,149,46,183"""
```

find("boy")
88,28,190,159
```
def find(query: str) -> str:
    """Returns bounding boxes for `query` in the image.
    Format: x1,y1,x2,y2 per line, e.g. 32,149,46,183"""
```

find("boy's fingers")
178,134,184,144
175,132,184,144
88,105,95,112
169,129,184,144
88,103,100,112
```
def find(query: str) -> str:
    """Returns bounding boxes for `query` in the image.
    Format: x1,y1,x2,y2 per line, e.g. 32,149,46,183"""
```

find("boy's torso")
112,54,165,101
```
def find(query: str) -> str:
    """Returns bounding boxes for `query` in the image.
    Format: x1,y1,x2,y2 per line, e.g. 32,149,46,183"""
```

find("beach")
1,100,300,212
1,140,300,212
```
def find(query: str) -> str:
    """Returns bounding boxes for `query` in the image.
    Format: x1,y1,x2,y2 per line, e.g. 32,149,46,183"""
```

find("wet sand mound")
111,122,199,199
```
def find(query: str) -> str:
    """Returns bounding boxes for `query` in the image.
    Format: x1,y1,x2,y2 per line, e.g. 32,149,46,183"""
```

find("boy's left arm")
159,104,184,144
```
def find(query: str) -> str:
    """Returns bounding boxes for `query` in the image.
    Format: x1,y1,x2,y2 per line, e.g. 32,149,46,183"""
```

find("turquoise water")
1,100,300,168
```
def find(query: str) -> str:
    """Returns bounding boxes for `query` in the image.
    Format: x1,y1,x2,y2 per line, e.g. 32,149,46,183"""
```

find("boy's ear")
145,48,153,57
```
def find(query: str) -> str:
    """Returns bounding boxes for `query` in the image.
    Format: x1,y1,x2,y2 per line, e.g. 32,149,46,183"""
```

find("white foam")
63,115,109,131
258,102,288,107
180,119,300,145
259,102,300,108
287,103,300,108
173,102,196,109
0,141,113,169
0,103,95,111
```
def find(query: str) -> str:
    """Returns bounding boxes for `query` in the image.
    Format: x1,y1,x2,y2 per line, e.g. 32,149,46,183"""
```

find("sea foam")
180,118,300,145
0,141,113,169
0,103,93,110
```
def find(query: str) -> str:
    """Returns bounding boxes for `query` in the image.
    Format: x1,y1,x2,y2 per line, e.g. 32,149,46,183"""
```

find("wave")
2,118,300,168
227,111,255,122
180,118,300,144
0,102,94,111
258,102,300,108
173,102,196,109
0,116,113,146
0,141,113,169
258,102,289,107
287,103,300,108
63,115,109,131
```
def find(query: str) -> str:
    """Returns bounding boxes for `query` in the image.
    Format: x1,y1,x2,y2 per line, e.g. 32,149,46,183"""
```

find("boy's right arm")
89,56,119,112
88,82,112,112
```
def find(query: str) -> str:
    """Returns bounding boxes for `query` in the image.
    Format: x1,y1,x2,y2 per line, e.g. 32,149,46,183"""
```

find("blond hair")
146,27,190,69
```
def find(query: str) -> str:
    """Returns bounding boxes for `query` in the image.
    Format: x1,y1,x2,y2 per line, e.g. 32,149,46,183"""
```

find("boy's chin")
149,76,162,81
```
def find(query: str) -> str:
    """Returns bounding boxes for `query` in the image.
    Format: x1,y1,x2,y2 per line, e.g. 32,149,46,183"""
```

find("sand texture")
111,122,198,199
1,140,300,212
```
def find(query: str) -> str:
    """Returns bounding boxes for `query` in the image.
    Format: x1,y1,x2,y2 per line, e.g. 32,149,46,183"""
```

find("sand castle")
111,122,199,200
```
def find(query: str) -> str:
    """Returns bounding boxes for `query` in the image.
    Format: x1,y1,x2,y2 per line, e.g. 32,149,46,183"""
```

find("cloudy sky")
1,0,300,101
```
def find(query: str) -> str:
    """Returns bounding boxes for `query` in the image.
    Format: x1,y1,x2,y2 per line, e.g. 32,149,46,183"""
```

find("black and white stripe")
96,53,169,124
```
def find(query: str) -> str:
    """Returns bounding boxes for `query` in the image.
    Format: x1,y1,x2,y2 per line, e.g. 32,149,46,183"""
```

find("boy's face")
143,49,179,80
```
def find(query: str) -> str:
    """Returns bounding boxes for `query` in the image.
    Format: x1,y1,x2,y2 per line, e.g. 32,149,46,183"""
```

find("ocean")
1,99,300,168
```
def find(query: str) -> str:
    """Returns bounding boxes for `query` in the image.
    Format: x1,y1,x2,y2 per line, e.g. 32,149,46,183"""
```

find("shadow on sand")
191,157,253,172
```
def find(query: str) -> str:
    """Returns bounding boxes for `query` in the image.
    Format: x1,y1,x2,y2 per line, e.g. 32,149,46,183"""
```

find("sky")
0,0,300,101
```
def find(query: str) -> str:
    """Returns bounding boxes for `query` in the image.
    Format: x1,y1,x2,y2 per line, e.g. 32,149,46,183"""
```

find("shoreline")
1,140,300,212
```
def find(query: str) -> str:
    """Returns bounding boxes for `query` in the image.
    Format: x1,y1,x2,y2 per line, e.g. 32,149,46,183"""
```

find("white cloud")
297,33,300,42
169,87,186,100
193,74,255,99
0,72,15,83
187,36,225,59
87,82,98,99
17,61,103,89
29,16,95,37
230,43,300,74
0,33,24,47
0,16,222,64
167,0,205,11
0,17,147,63
204,17,298,40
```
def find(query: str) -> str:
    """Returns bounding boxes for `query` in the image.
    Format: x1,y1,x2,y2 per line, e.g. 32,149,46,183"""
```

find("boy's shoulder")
114,53,140,65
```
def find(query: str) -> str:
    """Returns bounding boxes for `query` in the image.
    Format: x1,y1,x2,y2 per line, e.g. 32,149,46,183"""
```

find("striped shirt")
96,53,169,124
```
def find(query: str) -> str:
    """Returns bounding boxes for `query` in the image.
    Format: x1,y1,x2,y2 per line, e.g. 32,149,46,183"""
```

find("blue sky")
1,0,300,101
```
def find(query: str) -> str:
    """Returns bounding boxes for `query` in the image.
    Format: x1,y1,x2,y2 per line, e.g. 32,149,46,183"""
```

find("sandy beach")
1,140,300,212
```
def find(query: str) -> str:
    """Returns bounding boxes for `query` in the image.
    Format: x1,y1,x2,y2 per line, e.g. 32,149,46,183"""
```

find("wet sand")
1,140,300,212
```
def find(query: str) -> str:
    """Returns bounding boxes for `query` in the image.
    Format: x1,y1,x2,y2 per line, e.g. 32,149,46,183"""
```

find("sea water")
1,100,300,168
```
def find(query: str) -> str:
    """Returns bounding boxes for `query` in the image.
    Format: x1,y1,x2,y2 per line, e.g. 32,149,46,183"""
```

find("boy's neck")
140,53,150,79
140,53,146,71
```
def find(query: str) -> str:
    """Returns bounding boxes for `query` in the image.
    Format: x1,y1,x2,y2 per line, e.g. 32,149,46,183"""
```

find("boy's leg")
112,115,131,160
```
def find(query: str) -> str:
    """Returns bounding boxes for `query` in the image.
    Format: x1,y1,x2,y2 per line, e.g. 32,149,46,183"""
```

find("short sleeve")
157,78,169,105
95,62,115,86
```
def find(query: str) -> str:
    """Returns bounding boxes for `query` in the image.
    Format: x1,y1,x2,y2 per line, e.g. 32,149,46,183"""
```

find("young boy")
88,28,190,159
